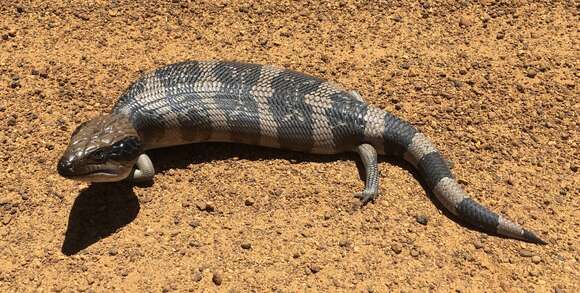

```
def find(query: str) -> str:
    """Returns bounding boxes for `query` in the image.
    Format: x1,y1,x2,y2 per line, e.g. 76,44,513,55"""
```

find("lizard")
57,60,546,244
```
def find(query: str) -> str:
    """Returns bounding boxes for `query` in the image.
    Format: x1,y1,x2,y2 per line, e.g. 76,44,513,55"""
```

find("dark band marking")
158,61,202,96
456,198,500,232
417,152,453,189
268,70,323,151
212,62,263,144
325,95,368,152
382,114,417,156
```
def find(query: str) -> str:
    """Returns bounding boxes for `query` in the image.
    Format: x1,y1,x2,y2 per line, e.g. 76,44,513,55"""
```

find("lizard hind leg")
354,143,380,204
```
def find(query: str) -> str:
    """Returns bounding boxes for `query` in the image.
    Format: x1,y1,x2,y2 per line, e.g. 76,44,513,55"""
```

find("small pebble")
391,243,402,254
526,69,537,78
338,239,351,247
496,31,505,39
140,195,152,203
212,272,222,285
196,202,206,211
9,81,20,89
415,215,428,225
196,201,214,212
108,248,118,256
465,253,475,262
323,211,333,220
189,239,202,247
240,242,252,250
192,271,202,282
519,249,533,257
2,215,12,225
189,220,200,228
410,249,420,257
119,268,129,277
392,15,402,22
561,133,570,140
473,240,484,249
76,13,90,21
39,70,48,78
571,165,578,172
244,198,254,206
144,227,154,236
459,16,473,27
529,270,540,277
308,264,321,273
531,256,541,264
400,62,410,70
19,192,29,200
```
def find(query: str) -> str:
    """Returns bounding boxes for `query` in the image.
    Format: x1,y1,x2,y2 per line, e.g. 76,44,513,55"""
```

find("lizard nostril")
57,158,74,177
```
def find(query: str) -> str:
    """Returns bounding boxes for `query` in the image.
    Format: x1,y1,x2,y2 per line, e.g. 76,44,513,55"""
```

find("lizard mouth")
66,170,130,183
57,158,128,182
70,171,117,179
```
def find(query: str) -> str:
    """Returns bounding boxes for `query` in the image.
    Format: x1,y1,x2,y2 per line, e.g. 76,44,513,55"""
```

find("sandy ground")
0,1,578,292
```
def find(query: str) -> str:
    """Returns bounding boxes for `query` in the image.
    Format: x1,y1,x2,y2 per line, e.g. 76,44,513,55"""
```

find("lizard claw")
354,190,378,205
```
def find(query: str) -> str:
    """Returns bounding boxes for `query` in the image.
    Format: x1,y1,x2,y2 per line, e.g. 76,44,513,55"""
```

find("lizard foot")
354,190,379,205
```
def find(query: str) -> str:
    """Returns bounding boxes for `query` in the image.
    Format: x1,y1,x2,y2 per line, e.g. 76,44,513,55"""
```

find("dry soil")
0,1,578,292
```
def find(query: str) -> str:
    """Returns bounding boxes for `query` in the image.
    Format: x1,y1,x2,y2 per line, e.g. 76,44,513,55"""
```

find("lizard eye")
91,149,107,164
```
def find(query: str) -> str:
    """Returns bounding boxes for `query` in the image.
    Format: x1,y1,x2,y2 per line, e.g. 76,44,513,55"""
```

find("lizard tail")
363,108,546,244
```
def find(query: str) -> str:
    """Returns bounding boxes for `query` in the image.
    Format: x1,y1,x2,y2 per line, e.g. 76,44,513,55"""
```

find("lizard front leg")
131,153,155,182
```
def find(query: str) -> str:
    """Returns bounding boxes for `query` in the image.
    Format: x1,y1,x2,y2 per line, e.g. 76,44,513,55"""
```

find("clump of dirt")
0,1,577,292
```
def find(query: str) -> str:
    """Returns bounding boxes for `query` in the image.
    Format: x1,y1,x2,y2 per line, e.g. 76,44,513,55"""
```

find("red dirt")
0,1,578,292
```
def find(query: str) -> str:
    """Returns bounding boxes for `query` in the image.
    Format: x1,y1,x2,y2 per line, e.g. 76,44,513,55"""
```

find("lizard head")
57,113,143,182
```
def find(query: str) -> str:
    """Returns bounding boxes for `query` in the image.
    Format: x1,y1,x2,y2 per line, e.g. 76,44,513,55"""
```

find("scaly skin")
57,60,546,244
